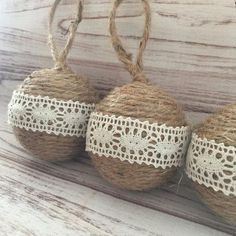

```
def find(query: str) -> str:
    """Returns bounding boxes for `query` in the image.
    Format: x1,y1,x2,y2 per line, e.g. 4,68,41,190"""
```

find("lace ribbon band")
186,133,236,196
8,91,95,137
86,112,191,169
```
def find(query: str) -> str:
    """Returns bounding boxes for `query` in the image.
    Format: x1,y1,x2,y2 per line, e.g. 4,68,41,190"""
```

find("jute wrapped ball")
13,68,98,161
91,82,187,190
8,0,98,161
86,0,190,191
187,104,236,225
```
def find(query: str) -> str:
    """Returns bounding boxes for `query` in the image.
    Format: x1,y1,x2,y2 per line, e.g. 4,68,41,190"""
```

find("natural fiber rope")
48,0,83,70
196,104,236,147
18,69,98,103
96,82,186,127
109,0,151,83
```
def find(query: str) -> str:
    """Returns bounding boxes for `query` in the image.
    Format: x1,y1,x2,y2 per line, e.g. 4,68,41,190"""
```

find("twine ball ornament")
186,104,236,225
8,0,98,161
86,0,191,191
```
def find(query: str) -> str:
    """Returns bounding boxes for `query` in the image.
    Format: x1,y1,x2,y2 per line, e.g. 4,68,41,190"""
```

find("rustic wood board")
0,149,230,236
0,0,236,235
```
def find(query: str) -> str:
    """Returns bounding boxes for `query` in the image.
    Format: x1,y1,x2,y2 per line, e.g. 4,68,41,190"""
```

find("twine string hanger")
48,0,83,70
109,0,151,83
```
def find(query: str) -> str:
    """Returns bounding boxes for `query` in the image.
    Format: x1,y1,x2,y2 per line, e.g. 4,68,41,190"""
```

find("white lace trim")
186,133,236,196
86,112,191,168
8,90,95,137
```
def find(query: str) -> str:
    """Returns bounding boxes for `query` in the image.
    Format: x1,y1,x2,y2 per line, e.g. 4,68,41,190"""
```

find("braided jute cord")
109,0,151,83
48,0,83,70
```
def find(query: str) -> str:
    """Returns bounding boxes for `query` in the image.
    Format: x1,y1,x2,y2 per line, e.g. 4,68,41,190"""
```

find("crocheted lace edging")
186,133,236,196
8,90,95,137
86,112,191,169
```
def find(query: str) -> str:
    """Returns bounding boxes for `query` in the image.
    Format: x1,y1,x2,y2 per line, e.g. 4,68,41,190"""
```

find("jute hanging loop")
48,0,83,70
109,0,151,83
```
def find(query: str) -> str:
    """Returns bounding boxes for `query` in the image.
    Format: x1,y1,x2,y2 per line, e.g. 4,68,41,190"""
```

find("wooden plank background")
0,0,236,235
1,0,236,120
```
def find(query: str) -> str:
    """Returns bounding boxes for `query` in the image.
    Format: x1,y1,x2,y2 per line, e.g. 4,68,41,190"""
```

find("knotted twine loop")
48,0,83,70
109,0,151,83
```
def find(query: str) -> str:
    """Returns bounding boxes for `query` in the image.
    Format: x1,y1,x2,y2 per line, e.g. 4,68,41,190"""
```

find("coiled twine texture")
89,82,189,190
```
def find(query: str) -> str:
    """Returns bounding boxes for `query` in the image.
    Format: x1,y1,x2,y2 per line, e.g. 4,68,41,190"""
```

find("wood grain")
0,151,230,236
0,0,236,235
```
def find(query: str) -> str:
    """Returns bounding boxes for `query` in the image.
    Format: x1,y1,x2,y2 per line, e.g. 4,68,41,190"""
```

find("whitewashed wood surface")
0,0,236,235
0,155,229,236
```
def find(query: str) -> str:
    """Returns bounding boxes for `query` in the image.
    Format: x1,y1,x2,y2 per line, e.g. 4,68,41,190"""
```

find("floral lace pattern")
8,90,95,137
86,112,191,169
186,133,236,196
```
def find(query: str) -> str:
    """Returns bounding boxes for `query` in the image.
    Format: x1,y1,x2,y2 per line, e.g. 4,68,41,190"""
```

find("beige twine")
48,0,83,70
90,0,187,191
13,0,98,161
109,0,151,83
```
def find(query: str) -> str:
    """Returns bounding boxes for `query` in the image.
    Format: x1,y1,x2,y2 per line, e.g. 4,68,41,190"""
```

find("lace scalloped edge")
86,112,191,169
192,133,236,151
93,112,190,131
8,90,95,138
88,149,184,168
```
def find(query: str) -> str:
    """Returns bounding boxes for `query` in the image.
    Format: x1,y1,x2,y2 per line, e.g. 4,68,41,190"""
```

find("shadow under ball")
193,104,236,225
13,68,98,161
89,81,187,191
